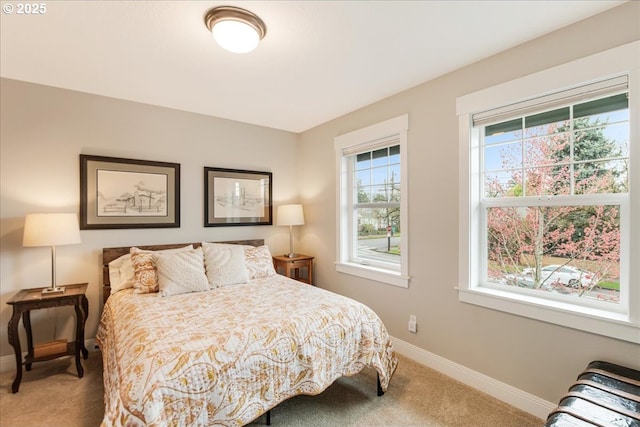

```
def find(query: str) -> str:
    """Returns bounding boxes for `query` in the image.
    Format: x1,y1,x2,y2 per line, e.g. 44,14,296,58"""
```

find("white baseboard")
391,336,555,420
1,338,98,373
2,336,552,419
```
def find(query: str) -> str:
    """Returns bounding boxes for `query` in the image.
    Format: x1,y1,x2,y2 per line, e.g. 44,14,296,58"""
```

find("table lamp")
277,204,304,258
23,213,81,294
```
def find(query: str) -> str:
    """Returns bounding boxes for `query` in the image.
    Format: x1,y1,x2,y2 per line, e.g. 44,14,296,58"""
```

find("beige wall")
0,79,299,355
296,1,640,403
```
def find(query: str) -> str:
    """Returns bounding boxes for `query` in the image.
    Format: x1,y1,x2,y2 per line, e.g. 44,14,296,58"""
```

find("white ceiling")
0,1,626,133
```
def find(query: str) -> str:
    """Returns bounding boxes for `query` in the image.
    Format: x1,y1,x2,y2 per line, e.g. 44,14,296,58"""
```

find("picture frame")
80,154,180,229
204,167,272,227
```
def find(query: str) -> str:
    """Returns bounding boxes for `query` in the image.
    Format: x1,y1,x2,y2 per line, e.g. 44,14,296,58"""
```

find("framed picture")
80,154,180,229
204,167,272,227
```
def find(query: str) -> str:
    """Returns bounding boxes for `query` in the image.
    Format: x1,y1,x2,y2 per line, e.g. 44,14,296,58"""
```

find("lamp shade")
23,213,81,247
277,204,304,226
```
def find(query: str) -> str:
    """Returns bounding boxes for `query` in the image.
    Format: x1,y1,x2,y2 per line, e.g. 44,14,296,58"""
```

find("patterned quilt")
96,274,397,426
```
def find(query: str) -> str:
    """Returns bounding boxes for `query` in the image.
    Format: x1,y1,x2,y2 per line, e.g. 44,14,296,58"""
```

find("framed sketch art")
204,167,272,227
80,155,180,229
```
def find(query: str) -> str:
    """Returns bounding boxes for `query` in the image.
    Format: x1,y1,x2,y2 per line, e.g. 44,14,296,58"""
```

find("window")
457,42,639,343
482,88,628,308
335,114,409,287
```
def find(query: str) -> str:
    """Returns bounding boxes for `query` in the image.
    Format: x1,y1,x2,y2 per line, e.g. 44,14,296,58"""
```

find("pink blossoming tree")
486,117,624,302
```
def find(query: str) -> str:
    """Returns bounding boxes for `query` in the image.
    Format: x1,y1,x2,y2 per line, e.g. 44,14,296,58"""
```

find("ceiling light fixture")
204,6,267,54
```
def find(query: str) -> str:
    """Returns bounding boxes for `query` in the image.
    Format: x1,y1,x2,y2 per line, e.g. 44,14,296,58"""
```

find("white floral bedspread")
96,275,397,426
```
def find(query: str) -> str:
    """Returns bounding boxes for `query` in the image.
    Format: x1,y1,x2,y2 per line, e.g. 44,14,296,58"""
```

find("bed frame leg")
377,373,384,396
266,409,271,425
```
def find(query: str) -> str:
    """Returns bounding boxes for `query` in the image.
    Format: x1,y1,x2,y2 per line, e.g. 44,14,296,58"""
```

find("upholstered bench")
544,361,640,426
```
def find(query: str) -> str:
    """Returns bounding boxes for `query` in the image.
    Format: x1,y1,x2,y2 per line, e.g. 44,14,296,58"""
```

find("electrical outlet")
408,314,417,333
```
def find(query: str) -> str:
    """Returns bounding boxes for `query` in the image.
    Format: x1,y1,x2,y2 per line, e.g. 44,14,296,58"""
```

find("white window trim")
457,41,640,344
335,114,410,288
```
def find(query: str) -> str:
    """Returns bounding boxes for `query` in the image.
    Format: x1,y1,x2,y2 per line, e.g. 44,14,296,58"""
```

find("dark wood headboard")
102,239,264,303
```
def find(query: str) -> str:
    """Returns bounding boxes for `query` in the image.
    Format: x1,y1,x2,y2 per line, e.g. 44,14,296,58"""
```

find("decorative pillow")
130,245,193,294
108,253,135,293
244,245,277,280
155,247,209,297
202,242,249,288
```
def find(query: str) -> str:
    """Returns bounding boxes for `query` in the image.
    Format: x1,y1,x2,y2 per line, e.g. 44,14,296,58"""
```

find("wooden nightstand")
273,254,314,285
6,283,89,393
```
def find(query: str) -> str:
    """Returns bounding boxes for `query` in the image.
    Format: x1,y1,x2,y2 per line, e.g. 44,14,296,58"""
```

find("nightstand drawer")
272,254,314,285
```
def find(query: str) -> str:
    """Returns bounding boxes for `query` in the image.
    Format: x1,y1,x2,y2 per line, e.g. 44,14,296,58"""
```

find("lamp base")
286,253,298,258
42,286,65,295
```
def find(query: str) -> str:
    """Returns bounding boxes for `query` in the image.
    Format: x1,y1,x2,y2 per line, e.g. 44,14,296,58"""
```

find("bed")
96,240,397,426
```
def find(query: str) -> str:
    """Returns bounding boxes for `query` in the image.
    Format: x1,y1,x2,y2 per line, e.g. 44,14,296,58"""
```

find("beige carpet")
0,350,544,426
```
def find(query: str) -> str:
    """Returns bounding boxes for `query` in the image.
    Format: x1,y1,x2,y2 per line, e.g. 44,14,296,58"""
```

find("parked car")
522,265,598,288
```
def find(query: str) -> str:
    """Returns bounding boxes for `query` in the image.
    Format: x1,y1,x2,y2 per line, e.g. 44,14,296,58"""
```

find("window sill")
458,287,639,344
335,262,409,288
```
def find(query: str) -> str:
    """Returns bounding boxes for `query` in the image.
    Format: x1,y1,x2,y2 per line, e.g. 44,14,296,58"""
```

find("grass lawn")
597,281,620,291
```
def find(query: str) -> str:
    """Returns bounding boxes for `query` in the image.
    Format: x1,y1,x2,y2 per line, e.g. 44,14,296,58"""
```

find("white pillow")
154,247,209,297
201,242,249,288
108,253,135,294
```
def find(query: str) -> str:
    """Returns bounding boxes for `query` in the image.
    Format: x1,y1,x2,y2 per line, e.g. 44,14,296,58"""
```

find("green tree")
546,117,626,251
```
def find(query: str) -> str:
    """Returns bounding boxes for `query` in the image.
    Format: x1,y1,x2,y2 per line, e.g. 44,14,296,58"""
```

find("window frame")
335,114,410,288
456,41,640,343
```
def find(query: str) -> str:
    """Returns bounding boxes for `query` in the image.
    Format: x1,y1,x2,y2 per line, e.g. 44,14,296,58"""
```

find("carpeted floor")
0,350,543,426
